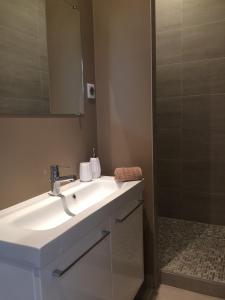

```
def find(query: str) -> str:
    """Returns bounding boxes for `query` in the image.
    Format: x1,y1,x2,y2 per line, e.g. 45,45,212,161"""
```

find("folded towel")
114,167,143,182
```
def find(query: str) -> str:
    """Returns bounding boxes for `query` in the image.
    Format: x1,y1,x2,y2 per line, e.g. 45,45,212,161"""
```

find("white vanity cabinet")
39,198,144,300
39,221,112,300
0,178,144,300
110,199,144,300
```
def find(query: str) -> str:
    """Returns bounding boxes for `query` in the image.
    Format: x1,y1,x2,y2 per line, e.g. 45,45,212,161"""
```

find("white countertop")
0,177,144,269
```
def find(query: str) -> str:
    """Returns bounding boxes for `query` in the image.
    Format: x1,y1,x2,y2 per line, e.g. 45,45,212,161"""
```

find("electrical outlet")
87,83,96,99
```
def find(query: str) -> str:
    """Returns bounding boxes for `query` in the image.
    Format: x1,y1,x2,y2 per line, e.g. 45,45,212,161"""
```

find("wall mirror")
0,0,84,115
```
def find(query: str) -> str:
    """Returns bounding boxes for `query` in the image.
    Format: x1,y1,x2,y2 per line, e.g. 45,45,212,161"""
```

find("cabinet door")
0,262,36,300
111,201,144,300
41,223,112,300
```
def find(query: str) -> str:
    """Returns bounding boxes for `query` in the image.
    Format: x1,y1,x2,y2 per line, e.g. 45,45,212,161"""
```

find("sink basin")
0,176,143,270
1,178,123,231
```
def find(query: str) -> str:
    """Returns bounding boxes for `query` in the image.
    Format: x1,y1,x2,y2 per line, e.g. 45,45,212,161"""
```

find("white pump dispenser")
90,148,101,179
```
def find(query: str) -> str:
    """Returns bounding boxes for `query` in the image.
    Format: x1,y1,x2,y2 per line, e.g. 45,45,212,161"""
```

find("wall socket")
86,83,96,99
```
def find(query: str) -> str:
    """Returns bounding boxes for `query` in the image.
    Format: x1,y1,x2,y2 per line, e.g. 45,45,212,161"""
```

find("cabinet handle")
115,201,144,223
52,230,110,278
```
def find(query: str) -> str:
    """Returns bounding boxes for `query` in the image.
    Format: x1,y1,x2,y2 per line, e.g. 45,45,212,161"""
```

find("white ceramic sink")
1,178,122,231
0,176,143,269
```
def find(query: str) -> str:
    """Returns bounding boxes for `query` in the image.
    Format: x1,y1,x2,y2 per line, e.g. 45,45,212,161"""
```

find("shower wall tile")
210,162,225,194
182,161,211,192
40,53,49,72
156,97,181,129
37,1,48,72
0,64,42,99
182,161,225,194
157,129,181,160
182,95,211,130
156,0,182,32
209,59,225,94
183,21,225,61
158,188,182,219
209,131,225,161
0,1,39,37
182,62,209,95
157,30,182,65
181,190,213,223
182,58,225,95
0,0,49,114
40,71,50,99
156,0,225,225
182,94,225,131
183,0,225,27
0,26,40,70
158,159,181,188
156,64,181,97
182,191,225,225
0,97,49,114
182,130,225,162
182,130,211,161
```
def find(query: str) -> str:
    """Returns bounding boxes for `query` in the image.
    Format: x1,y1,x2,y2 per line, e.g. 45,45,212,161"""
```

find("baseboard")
161,271,225,299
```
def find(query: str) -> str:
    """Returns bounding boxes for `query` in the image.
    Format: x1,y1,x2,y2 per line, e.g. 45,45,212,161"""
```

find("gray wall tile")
183,22,225,61
157,129,181,160
182,161,210,192
0,26,40,70
182,94,225,131
182,130,225,162
157,30,182,65
156,97,182,129
0,64,41,99
158,159,181,188
40,71,50,99
156,0,182,32
158,188,182,219
182,190,225,225
183,0,225,27
0,0,49,114
182,161,225,194
182,59,225,95
0,1,39,37
0,97,49,114
156,0,225,225
157,64,181,97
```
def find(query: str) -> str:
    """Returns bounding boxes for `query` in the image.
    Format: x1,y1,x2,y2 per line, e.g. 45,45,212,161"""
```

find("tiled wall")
156,0,225,225
0,0,49,114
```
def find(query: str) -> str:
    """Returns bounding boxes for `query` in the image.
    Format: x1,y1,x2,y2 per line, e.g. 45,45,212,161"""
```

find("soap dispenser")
90,148,101,179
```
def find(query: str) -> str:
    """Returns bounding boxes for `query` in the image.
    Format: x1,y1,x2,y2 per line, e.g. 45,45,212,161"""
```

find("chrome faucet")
49,165,77,196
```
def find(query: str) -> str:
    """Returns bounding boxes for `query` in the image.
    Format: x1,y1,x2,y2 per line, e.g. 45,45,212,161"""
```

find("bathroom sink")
0,176,143,269
1,178,123,231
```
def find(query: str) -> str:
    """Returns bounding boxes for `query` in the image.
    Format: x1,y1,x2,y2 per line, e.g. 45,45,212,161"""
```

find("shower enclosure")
155,0,225,298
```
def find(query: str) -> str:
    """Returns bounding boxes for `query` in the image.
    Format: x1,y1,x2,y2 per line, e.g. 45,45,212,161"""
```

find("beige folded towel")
114,167,143,182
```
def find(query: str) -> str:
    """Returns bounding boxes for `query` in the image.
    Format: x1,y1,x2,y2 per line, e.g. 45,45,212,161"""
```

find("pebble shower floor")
159,217,225,283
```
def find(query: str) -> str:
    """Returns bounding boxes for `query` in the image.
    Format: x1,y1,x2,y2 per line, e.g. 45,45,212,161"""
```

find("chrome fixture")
49,165,77,196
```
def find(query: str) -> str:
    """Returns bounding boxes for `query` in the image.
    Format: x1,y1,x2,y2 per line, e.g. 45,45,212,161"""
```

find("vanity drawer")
40,221,112,300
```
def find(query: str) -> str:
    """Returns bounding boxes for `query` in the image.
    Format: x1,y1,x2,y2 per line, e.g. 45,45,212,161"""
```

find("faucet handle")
50,165,60,179
50,165,75,180
50,165,71,175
